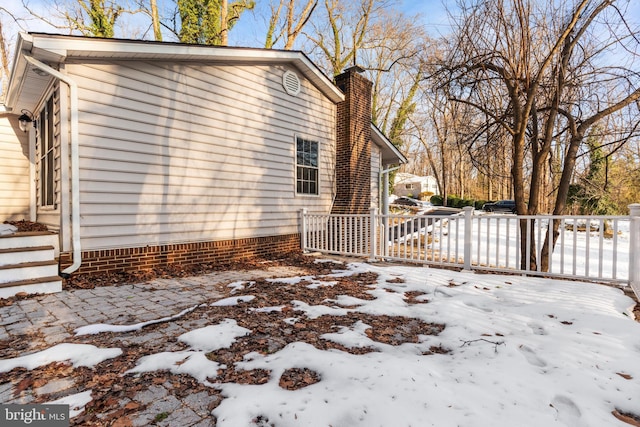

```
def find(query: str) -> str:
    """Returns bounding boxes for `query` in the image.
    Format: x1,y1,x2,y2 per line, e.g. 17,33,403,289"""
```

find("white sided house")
0,33,405,291
393,173,439,199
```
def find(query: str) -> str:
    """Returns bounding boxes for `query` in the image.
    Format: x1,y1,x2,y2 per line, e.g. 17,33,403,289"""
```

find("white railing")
377,210,468,268
300,210,373,258
300,204,640,296
465,210,630,282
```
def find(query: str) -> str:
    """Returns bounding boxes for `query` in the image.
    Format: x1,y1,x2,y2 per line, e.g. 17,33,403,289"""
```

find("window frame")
37,94,56,209
295,135,320,196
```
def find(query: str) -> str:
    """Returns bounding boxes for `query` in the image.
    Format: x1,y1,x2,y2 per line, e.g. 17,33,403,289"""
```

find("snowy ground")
1,259,639,426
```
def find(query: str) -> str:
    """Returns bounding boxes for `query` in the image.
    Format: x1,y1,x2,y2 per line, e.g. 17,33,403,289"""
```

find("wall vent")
283,70,301,96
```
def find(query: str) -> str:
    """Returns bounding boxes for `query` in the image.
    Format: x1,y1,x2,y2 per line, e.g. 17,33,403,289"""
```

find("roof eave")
3,33,32,110
25,34,344,103
371,123,408,165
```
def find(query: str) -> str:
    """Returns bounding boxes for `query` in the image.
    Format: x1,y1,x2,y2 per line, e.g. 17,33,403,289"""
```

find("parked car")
392,197,432,208
482,199,517,213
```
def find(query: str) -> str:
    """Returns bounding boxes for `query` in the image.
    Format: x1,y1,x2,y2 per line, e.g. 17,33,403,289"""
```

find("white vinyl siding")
65,61,336,250
0,116,30,220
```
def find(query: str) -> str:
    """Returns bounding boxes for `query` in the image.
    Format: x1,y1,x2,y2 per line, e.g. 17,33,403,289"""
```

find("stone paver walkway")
0,265,307,426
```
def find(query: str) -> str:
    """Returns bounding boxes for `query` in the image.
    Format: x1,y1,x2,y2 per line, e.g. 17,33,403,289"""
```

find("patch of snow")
320,321,376,350
314,259,343,264
306,280,338,289
267,276,315,285
0,223,17,236
0,344,121,372
291,300,351,319
211,295,255,307
227,280,253,293
251,305,286,313
126,351,222,384
178,319,251,352
127,318,252,383
330,295,369,307
47,390,93,418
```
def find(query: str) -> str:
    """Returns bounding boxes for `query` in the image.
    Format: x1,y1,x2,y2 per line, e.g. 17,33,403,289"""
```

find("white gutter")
29,130,36,222
23,53,81,275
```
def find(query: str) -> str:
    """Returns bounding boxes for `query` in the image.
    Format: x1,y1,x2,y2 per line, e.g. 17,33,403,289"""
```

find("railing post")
369,207,378,262
629,204,640,299
383,211,389,259
300,208,307,252
462,206,474,272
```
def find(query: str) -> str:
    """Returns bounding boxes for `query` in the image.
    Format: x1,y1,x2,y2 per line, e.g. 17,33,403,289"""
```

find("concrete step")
0,232,59,257
0,245,56,267
0,276,62,299
0,260,59,284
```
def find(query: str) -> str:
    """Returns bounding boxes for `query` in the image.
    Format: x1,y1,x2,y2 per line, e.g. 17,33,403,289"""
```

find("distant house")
393,173,439,199
0,33,406,277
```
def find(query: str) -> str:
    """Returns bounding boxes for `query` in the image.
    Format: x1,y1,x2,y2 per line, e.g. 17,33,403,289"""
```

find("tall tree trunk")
150,0,162,41
539,133,582,271
220,0,228,45
0,21,9,100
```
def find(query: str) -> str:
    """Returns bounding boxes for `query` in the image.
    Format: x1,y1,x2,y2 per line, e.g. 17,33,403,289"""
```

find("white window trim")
37,92,57,210
294,134,320,197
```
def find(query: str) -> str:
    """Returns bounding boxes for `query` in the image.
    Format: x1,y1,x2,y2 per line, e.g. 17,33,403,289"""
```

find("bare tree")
440,0,640,270
363,10,425,133
0,18,10,100
301,2,429,196
264,0,317,49
305,0,390,76
150,0,161,40
336,8,429,194
22,0,130,37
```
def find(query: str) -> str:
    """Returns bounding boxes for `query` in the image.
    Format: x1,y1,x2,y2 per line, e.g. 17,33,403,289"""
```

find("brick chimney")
331,66,372,215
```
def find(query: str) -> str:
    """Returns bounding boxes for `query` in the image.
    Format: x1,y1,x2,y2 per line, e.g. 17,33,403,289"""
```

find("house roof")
3,33,406,166
371,123,408,165
394,173,436,185
4,33,345,113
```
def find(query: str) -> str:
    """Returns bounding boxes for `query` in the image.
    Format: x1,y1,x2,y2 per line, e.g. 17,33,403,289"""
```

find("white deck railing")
300,204,640,296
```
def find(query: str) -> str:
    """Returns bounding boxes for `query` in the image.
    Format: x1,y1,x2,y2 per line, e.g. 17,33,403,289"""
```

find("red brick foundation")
59,233,301,276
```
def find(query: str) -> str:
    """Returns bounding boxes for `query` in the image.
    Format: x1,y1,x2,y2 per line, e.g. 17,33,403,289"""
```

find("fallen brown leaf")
613,410,640,427
112,416,133,427
124,402,140,410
